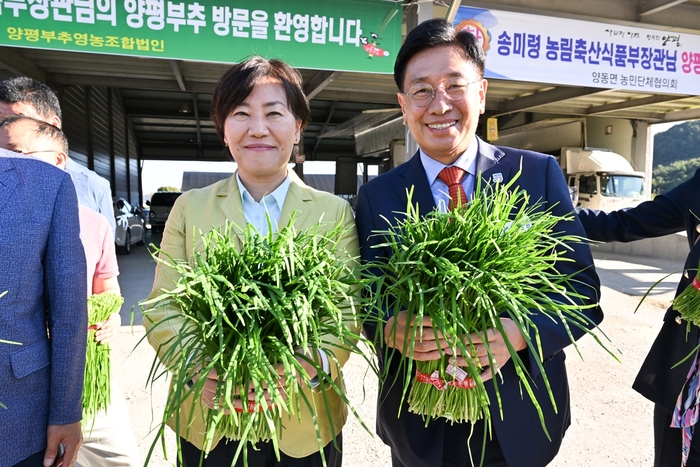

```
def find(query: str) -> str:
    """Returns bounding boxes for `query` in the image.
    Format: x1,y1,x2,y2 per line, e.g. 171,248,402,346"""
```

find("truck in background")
559,147,645,211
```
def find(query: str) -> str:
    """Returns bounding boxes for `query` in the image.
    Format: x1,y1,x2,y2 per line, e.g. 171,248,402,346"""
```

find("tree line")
652,120,700,194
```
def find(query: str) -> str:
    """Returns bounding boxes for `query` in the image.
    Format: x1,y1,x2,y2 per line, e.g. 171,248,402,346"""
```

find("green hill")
653,120,700,168
652,157,700,195
652,120,700,193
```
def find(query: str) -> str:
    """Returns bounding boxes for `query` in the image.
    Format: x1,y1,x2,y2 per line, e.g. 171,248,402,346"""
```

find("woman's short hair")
210,56,311,142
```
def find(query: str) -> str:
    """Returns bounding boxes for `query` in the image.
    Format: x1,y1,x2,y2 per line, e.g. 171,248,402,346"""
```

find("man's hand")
453,318,527,382
94,312,120,344
385,313,527,381
384,311,452,361
44,422,82,467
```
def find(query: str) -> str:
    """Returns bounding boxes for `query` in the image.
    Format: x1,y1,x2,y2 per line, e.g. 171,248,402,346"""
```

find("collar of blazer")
393,136,511,216
217,169,313,234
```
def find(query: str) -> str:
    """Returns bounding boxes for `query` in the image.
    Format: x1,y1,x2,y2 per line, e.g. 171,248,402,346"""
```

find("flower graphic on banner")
455,18,492,53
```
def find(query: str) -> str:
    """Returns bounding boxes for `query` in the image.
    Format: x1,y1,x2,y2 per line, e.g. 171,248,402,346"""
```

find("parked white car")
113,197,146,255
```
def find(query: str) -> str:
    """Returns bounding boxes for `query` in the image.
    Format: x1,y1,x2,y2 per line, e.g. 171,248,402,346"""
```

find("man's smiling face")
398,45,487,165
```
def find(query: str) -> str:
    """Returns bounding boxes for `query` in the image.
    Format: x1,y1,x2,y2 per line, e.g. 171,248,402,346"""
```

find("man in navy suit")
355,19,603,467
0,147,87,467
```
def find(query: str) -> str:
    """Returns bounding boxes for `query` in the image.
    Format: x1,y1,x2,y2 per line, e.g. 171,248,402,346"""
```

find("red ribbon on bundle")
415,368,476,391
692,276,700,291
234,401,275,413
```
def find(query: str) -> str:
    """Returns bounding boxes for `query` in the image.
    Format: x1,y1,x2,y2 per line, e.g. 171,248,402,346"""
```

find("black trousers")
178,434,342,467
391,418,508,467
13,451,45,467
654,404,700,467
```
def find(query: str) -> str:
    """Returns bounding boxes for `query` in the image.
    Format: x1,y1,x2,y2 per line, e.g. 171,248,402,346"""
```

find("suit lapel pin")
492,173,503,183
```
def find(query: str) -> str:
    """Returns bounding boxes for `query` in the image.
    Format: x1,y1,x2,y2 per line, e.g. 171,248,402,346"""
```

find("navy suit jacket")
578,168,700,411
0,153,87,466
355,138,603,467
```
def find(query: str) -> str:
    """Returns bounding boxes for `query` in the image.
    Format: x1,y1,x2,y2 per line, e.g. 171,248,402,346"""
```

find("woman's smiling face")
223,77,301,183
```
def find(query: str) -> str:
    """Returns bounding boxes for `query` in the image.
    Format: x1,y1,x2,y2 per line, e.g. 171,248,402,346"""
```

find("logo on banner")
361,32,390,58
359,7,399,60
455,19,491,52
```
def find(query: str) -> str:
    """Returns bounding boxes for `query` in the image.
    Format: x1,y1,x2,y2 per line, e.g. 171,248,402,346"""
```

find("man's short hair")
394,18,486,92
0,114,69,155
0,77,62,124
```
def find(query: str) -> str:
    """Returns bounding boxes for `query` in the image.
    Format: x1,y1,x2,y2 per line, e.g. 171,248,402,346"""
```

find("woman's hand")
197,357,320,413
94,312,120,344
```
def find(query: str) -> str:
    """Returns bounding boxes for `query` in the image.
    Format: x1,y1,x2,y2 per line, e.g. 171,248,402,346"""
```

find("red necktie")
437,166,468,210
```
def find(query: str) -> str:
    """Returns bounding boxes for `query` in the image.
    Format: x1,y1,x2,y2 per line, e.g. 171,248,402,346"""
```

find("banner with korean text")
0,0,401,73
454,6,700,95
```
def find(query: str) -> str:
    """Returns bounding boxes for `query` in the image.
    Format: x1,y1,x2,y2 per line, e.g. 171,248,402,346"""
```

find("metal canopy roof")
1,0,699,163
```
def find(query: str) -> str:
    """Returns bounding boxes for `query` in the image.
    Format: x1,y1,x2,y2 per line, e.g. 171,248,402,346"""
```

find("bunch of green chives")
143,216,372,466
366,175,605,430
83,292,123,425
672,265,700,326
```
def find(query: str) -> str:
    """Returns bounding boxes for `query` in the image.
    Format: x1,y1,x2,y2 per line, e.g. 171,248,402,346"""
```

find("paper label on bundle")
430,370,444,389
446,363,468,382
502,216,532,235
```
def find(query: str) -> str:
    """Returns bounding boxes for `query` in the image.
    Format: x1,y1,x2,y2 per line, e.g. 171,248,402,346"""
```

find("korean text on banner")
454,6,700,95
0,0,402,74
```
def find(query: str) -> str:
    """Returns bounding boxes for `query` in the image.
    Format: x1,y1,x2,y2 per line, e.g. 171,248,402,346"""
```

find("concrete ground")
112,232,681,466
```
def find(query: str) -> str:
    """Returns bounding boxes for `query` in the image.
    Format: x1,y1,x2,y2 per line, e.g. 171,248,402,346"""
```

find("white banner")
454,6,700,95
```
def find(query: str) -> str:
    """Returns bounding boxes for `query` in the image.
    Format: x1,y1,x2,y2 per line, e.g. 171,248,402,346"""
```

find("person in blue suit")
355,19,603,467
0,148,87,467
578,170,700,467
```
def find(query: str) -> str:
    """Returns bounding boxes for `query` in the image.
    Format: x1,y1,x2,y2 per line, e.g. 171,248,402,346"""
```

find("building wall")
111,88,128,200
61,85,90,168
586,117,635,164
128,126,140,205
59,85,141,206
90,87,110,185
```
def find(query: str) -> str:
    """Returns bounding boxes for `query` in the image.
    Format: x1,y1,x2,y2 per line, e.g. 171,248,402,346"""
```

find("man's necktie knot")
438,166,468,210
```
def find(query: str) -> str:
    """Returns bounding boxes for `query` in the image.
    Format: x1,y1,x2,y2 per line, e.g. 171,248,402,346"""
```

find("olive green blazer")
144,170,359,457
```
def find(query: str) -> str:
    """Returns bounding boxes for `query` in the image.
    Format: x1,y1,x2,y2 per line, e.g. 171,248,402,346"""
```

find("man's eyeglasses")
7,148,58,156
402,78,481,107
